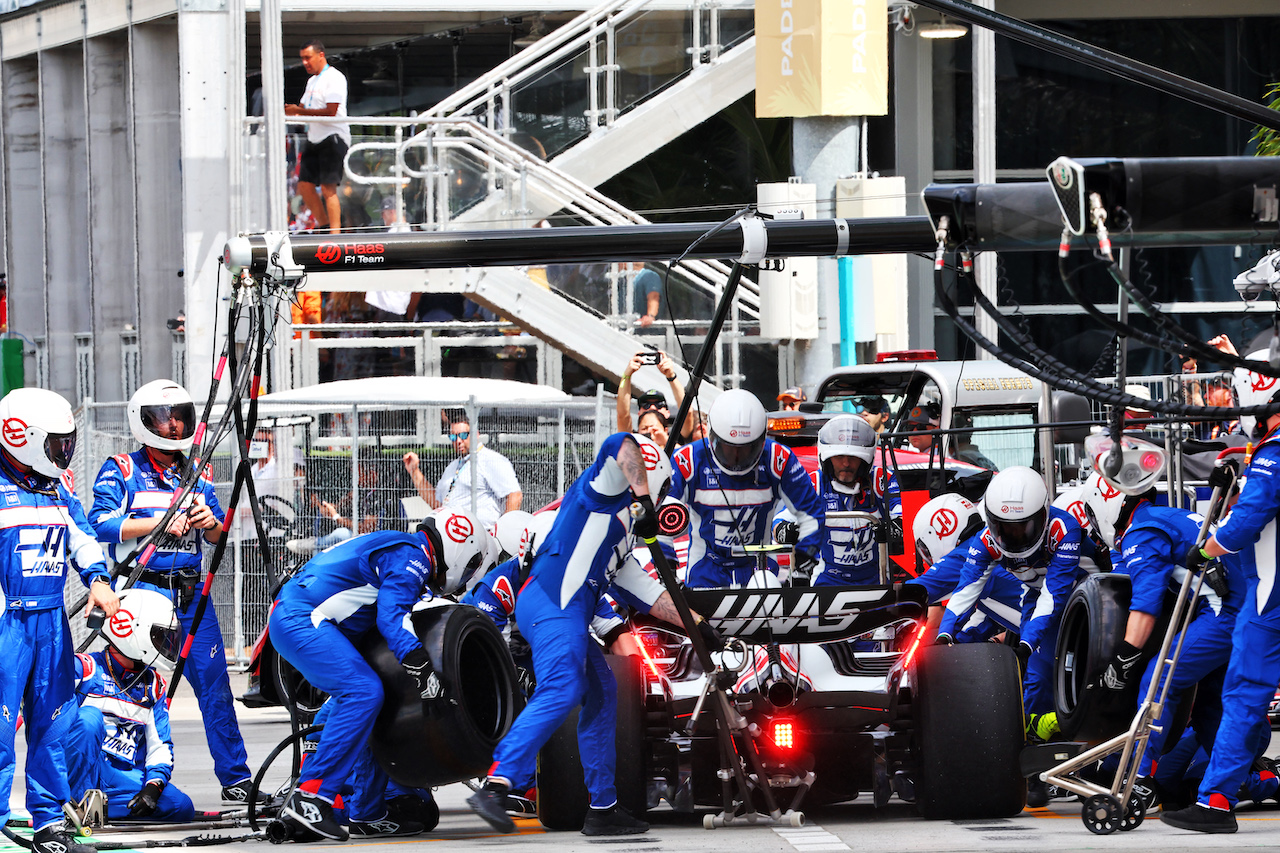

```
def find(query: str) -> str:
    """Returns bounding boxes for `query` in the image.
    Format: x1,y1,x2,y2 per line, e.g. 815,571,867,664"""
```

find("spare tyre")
364,603,520,788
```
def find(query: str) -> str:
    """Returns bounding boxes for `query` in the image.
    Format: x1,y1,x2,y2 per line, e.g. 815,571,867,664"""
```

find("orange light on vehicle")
900,621,930,670
773,721,794,749
769,416,805,431
875,349,938,363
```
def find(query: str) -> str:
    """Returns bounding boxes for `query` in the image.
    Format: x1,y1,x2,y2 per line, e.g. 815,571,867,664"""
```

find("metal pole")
557,407,566,496
260,0,288,231
468,397,479,520
350,403,360,529
972,0,997,360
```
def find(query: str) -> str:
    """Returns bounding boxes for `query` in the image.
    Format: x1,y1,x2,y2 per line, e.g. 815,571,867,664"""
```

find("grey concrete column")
177,6,237,401
131,20,184,391
2,56,45,380
894,27,935,350
972,0,997,358
792,116,859,387
40,46,91,403
86,32,137,401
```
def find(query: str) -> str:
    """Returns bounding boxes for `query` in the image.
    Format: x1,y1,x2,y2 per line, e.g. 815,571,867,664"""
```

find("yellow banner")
756,0,887,118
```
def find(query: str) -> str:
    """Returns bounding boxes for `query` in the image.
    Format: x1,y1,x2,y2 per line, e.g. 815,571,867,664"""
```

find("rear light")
876,349,938,363
772,720,795,749
769,416,805,431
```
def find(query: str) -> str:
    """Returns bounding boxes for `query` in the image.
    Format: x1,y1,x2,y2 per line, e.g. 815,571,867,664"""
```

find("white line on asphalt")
773,824,850,852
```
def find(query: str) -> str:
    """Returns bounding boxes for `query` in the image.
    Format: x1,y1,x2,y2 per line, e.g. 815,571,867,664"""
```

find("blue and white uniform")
89,449,251,789
1116,503,1245,775
463,556,625,640
63,651,195,822
0,460,111,830
937,507,1084,713
270,529,441,815
810,470,888,587
906,532,1026,641
668,439,823,588
1195,428,1280,811
487,434,666,810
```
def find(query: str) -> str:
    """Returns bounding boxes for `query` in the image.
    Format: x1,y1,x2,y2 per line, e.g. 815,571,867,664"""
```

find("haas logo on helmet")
1252,371,1279,393
930,508,958,537
444,513,474,542
2,418,27,448
1098,478,1122,500
109,609,134,638
639,442,660,470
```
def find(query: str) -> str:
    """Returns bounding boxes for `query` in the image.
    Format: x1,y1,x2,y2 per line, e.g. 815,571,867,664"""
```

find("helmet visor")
711,433,766,475
150,624,180,667
45,431,76,470
915,539,934,568
989,509,1047,556
140,403,196,442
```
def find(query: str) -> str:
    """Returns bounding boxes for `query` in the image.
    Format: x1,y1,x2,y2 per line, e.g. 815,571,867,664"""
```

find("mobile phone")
638,350,660,366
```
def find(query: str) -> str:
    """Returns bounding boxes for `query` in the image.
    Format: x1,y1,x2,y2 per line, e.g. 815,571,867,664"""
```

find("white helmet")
527,510,557,556
128,380,196,452
1081,471,1138,550
1233,349,1280,439
983,466,1049,559
0,388,77,479
706,388,767,476
818,415,877,495
420,508,490,594
493,510,535,560
631,433,673,501
912,493,984,567
104,588,180,672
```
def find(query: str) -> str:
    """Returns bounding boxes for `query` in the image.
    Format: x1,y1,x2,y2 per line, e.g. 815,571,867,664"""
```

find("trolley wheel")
1119,793,1146,831
703,814,716,830
787,811,805,827
1081,794,1122,835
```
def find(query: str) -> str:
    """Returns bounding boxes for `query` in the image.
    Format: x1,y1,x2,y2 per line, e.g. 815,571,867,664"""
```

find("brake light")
901,621,930,670
772,720,795,749
769,416,805,431
875,349,938,363
632,630,663,679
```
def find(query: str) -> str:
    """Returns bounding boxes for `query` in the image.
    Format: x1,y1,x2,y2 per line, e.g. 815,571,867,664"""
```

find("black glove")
795,549,819,577
516,666,536,697
128,780,165,817
632,495,658,540
1015,641,1033,677
1202,560,1230,600
696,618,726,653
402,647,445,702
1099,641,1142,692
934,633,954,646
1185,545,1211,572
773,520,799,545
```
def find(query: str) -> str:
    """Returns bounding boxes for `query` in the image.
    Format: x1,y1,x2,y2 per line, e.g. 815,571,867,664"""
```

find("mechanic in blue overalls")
1162,353,1280,833
0,387,120,853
807,415,888,586
667,389,824,588
468,433,723,837
1081,468,1245,793
88,379,261,807
63,588,195,823
271,507,490,841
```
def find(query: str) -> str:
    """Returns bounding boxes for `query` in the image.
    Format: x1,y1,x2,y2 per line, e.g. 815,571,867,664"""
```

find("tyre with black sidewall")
536,654,647,831
912,642,1025,819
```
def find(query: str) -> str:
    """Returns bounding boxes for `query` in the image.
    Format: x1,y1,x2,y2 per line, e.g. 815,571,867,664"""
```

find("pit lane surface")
10,676,1280,852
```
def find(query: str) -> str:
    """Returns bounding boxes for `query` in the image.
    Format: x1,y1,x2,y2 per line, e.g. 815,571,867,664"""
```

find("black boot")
1160,803,1237,834
581,805,649,836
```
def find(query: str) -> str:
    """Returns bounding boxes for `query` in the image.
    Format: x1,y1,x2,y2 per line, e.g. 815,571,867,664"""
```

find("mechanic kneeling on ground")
467,433,724,837
271,507,491,841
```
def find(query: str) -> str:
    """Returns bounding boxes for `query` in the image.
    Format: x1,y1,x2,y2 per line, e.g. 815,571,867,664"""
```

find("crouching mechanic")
1082,471,1244,790
271,508,491,841
1162,353,1280,834
669,389,824,588
89,380,260,806
64,589,195,823
468,433,724,836
0,388,120,853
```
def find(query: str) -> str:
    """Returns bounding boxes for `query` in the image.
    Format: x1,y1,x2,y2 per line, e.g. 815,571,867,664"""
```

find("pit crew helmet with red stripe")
817,415,876,495
707,389,767,476
983,466,1049,559
104,588,180,672
418,508,490,594
129,379,197,453
0,387,77,479
1081,471,1154,550
1233,349,1280,439
493,510,536,561
630,432,673,502
912,493,984,567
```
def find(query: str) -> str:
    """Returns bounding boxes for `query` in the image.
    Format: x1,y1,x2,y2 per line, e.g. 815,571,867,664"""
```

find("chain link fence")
66,394,611,666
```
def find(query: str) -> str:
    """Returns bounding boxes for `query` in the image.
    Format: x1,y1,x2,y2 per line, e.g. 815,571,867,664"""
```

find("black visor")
141,403,196,441
151,624,179,664
45,431,76,469
915,539,934,567
989,508,1047,555
711,433,766,475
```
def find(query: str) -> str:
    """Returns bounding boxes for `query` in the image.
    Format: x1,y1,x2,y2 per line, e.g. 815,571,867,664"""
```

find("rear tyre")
912,643,1025,819
536,654,647,831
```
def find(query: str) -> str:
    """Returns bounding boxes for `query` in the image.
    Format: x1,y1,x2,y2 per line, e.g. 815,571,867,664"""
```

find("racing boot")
1026,778,1050,809
581,804,649,836
1159,802,1237,833
467,782,516,834
282,789,349,841
220,779,270,806
348,817,424,838
387,795,440,832
32,822,94,853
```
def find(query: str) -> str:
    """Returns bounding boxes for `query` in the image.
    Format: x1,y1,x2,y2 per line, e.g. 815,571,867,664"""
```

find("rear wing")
686,583,926,644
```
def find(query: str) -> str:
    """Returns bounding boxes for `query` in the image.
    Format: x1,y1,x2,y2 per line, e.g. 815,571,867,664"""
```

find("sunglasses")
451,431,471,441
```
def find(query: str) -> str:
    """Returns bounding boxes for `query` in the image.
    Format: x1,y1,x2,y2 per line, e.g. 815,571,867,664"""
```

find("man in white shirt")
404,414,522,528
285,40,349,234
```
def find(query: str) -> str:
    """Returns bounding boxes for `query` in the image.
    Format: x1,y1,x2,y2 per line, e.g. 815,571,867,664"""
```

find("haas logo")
315,243,342,265
444,514,473,542
2,418,27,447
1098,478,1122,500
929,508,958,537
639,441,660,470
1252,372,1278,393
109,609,134,638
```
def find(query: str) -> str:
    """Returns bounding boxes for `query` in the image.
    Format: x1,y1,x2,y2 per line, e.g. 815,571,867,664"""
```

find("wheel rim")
1081,794,1121,835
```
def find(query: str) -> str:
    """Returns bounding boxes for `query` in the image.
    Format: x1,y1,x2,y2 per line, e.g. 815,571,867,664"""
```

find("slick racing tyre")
365,603,521,788
536,654,647,831
912,643,1025,819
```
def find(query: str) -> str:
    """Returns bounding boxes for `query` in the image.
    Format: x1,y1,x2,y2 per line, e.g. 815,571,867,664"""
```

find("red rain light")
773,721,795,749
1141,452,1162,470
